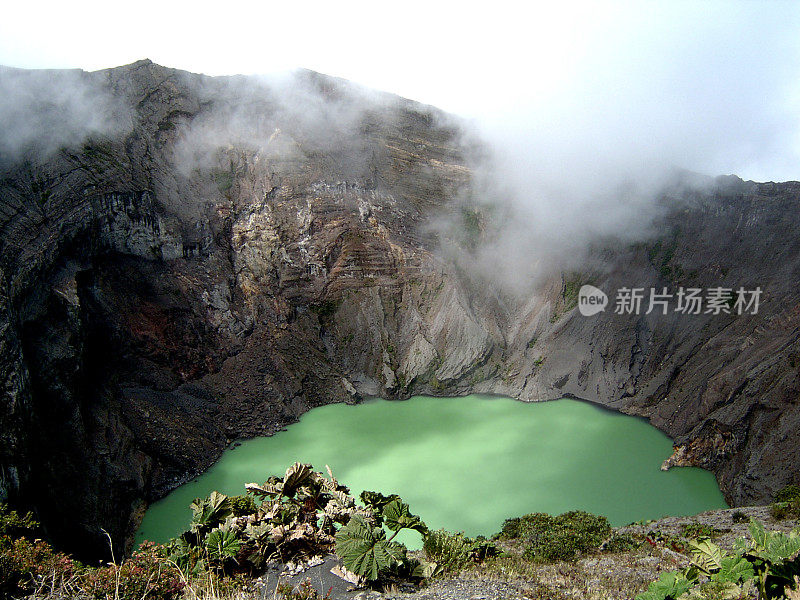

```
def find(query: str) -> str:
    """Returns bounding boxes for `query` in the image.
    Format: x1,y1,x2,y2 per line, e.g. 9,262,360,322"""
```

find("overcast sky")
2,0,800,182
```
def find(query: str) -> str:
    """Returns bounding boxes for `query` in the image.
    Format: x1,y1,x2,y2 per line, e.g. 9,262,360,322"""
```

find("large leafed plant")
335,495,429,581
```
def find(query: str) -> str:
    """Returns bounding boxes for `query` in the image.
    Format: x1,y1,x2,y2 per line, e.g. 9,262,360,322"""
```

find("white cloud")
3,0,800,292
2,1,798,180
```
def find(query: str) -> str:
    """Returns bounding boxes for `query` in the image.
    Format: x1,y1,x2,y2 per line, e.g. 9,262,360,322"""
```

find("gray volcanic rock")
522,182,800,507
0,59,798,560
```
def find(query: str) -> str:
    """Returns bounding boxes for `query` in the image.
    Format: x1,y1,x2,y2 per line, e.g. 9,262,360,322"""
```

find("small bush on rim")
228,494,257,517
81,541,184,600
423,529,474,574
0,536,77,597
603,532,640,553
776,485,800,504
681,522,722,539
522,511,611,562
771,484,800,520
497,512,553,540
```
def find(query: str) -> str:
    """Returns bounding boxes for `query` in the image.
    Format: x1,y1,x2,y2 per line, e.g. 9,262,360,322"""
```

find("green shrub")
776,485,800,503
0,554,18,595
0,536,76,597
681,522,721,539
562,272,591,311
212,171,233,193
310,300,340,321
731,510,748,523
229,494,257,516
603,532,640,553
423,529,473,575
522,511,611,562
0,503,39,538
646,529,688,553
460,207,482,250
470,537,501,562
82,541,184,600
772,486,800,520
498,512,552,540
771,499,800,520
0,537,182,599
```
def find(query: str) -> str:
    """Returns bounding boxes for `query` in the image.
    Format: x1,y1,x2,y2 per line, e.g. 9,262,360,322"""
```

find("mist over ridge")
4,0,800,292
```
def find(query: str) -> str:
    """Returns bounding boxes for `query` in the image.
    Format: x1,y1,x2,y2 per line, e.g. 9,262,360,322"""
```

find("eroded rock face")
0,60,798,560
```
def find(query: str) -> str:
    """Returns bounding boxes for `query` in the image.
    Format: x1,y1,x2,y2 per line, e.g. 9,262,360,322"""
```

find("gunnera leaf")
206,525,241,562
712,556,755,584
335,515,404,580
190,491,232,533
382,499,428,535
689,538,726,574
635,571,692,600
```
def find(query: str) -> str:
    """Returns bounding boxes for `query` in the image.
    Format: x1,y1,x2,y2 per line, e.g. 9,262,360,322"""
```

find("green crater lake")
136,396,727,548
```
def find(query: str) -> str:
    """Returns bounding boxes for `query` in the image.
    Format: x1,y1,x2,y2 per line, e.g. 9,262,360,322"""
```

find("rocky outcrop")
1,60,799,560
0,60,479,559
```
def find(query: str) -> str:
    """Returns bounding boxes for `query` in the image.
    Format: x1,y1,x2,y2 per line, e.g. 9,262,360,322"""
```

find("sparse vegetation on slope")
4,469,800,600
636,519,800,600
772,486,800,521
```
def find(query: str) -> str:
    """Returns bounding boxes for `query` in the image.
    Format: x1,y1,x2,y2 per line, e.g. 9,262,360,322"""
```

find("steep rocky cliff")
0,60,798,560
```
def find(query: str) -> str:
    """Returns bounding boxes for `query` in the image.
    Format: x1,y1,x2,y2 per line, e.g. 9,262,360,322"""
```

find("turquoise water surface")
136,396,727,548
